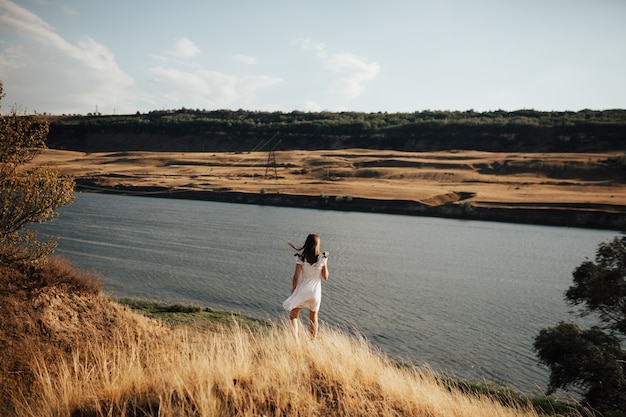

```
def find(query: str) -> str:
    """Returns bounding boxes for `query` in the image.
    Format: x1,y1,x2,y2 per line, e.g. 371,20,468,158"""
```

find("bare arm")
322,264,329,281
291,264,302,293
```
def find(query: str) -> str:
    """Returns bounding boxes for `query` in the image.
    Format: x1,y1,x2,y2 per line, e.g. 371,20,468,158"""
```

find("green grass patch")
436,376,587,417
117,297,272,330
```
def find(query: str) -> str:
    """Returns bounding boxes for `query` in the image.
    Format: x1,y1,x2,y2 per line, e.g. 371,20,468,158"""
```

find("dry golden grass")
7,149,613,415
12,322,546,417
2,258,587,416
31,149,626,211
0,257,167,416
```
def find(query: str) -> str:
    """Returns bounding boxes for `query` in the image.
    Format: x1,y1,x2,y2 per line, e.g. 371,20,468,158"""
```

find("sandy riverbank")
32,149,626,230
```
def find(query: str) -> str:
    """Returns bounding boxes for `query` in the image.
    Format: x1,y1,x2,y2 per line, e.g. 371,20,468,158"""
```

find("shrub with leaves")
534,236,626,414
0,82,75,267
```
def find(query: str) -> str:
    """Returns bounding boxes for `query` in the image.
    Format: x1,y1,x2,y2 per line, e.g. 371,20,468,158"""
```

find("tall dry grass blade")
13,319,547,416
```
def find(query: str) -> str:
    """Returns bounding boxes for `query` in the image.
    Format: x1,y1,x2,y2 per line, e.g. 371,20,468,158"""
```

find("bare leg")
309,310,318,339
289,308,301,340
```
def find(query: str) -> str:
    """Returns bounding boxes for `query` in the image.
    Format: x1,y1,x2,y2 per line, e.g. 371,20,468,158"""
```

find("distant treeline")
46,108,626,153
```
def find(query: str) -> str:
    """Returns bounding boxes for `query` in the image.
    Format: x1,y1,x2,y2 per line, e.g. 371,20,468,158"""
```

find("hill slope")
1,258,551,417
0,258,166,415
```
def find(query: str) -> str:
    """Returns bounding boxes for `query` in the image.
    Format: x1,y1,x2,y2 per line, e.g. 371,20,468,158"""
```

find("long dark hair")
296,234,321,265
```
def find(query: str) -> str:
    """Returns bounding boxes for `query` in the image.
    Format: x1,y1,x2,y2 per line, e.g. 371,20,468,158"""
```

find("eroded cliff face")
47,128,625,153
45,111,626,154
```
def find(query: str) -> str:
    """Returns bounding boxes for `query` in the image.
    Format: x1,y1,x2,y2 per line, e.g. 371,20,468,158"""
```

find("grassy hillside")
0,258,166,415
1,258,586,416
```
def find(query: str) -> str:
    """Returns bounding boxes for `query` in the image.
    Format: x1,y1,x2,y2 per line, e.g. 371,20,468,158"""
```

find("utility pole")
264,139,281,180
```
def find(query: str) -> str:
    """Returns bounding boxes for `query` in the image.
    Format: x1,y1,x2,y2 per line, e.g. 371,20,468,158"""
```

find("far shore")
34,148,626,231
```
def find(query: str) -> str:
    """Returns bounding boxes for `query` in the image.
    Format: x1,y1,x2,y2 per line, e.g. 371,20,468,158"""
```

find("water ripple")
37,192,618,394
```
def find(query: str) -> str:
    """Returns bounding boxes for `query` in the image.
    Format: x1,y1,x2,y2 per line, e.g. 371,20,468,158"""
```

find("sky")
1,0,625,115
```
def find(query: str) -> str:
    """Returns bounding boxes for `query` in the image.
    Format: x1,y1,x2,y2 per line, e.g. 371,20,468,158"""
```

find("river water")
37,192,620,394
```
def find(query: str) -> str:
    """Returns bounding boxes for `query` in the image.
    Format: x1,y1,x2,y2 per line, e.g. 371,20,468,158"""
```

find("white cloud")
1,0,63,46
0,1,295,113
232,54,256,65
292,37,327,58
62,4,78,16
0,44,24,69
325,53,381,99
325,53,379,76
145,37,283,109
149,62,283,109
0,0,137,114
292,37,380,103
151,66,210,94
170,37,200,59
303,100,322,112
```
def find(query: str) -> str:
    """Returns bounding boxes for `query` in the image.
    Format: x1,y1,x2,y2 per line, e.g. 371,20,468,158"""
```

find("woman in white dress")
282,233,329,339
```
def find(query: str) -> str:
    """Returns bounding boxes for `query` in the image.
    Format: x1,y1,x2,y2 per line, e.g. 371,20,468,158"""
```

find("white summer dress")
282,253,328,312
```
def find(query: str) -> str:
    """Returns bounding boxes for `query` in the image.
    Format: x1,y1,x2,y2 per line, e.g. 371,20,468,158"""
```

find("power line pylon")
264,139,281,180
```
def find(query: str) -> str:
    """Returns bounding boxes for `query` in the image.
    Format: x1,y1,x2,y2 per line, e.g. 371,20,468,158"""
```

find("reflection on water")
38,192,618,393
